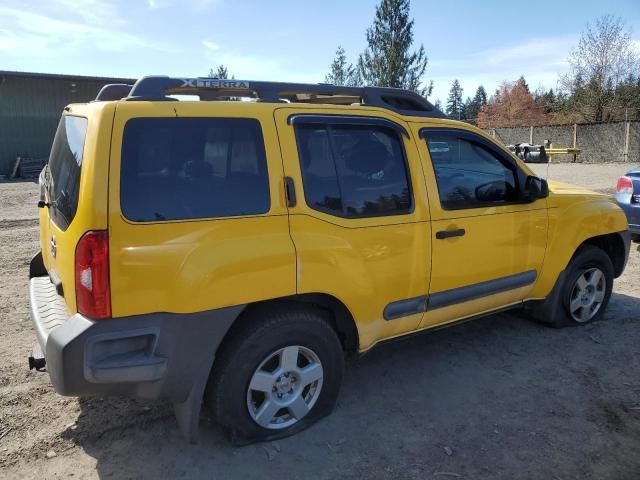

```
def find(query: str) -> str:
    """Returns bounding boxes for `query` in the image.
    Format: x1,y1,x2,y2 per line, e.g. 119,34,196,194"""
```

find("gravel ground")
1,164,639,480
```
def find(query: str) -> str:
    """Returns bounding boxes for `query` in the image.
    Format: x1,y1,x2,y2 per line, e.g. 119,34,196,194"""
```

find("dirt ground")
1,163,639,480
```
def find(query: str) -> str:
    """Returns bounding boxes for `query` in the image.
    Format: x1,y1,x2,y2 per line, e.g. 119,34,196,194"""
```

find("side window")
120,117,270,222
424,131,519,210
295,123,412,218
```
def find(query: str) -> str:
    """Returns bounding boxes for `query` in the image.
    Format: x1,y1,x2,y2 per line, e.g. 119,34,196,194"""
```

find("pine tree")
325,46,358,86
446,79,464,119
434,99,443,112
356,0,432,96
517,75,530,93
463,96,472,120
465,85,488,120
208,65,229,79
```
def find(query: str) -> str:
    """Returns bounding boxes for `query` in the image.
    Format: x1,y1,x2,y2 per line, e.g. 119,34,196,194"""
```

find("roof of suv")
95,76,446,119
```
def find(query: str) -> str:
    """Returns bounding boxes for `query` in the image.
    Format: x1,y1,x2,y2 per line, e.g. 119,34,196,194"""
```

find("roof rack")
94,83,134,101
99,76,444,118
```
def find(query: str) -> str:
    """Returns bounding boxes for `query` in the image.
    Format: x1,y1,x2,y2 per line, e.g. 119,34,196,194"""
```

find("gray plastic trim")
384,296,428,320
29,276,246,442
429,270,537,310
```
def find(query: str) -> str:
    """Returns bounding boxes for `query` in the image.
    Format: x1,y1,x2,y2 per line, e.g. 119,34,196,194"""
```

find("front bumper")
29,275,242,401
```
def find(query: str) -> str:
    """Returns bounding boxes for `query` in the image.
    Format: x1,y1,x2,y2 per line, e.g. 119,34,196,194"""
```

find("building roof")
0,70,136,84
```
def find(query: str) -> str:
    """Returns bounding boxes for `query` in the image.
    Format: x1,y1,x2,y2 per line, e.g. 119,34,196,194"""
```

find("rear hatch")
39,103,114,314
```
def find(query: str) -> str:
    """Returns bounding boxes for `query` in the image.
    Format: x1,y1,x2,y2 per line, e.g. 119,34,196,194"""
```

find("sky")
1,0,639,104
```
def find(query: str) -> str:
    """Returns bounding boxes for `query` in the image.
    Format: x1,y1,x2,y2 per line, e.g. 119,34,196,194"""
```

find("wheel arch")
217,293,360,357
574,231,630,278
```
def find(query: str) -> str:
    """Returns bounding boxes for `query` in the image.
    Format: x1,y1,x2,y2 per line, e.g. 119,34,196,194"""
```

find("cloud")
147,0,217,10
0,4,174,57
50,0,126,26
202,40,221,51
147,0,170,8
428,35,577,102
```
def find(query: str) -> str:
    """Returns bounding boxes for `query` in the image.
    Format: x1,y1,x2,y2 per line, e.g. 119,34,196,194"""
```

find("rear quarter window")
120,117,270,222
48,115,88,230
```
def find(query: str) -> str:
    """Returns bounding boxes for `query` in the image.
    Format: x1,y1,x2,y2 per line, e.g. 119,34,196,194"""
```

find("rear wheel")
549,245,614,327
206,304,344,444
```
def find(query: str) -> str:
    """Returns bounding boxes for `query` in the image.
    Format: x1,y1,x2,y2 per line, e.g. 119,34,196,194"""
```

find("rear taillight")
75,230,111,319
617,176,633,194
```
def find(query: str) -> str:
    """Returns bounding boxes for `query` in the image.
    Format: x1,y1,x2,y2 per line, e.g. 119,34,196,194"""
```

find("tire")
206,303,344,445
549,245,614,327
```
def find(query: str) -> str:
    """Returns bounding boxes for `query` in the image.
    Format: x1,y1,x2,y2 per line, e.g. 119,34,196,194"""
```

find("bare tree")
561,15,640,122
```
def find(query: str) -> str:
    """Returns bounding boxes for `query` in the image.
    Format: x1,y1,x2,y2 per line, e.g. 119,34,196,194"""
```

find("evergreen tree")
517,75,530,93
474,85,487,108
464,85,487,120
537,88,557,114
325,46,358,86
356,0,432,96
434,99,443,112
208,65,229,79
446,79,464,119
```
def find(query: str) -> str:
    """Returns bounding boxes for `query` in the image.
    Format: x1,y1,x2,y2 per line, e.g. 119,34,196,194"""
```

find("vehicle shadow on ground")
61,293,640,479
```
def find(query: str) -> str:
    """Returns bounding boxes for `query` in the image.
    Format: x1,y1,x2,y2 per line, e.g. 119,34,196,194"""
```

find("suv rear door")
39,102,113,313
275,107,431,350
107,101,296,318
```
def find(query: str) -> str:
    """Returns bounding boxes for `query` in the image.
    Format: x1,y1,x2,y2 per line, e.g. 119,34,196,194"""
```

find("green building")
0,71,135,176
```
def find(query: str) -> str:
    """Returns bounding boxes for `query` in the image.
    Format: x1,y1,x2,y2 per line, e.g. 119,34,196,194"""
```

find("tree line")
430,14,639,127
209,3,639,127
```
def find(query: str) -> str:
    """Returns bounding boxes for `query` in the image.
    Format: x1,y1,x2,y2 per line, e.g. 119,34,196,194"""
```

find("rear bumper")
614,195,640,234
29,275,243,401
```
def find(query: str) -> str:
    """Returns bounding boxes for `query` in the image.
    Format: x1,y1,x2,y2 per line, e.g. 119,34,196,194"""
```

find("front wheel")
550,245,614,327
206,304,344,444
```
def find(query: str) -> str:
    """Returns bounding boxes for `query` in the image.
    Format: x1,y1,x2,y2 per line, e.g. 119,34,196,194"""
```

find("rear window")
48,115,88,230
120,118,270,222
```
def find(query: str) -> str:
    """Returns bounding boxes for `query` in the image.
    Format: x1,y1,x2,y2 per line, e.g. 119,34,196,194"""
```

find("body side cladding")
383,270,537,320
523,270,567,325
429,270,537,310
384,295,428,320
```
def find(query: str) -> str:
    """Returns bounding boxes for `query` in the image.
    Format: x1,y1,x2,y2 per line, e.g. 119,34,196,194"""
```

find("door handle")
284,177,296,207
435,228,465,240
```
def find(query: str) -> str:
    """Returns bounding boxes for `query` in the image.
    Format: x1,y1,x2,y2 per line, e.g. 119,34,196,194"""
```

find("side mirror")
524,176,549,201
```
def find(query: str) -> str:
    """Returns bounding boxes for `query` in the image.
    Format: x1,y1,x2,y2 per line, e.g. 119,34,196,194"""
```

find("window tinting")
48,115,88,230
296,124,411,218
120,118,270,221
425,132,518,210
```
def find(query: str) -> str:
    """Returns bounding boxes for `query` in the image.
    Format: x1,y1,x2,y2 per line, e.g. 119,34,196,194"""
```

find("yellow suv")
29,77,631,444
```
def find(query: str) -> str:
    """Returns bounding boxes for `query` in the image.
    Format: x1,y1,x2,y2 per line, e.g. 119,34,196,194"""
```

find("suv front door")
415,125,548,328
275,107,431,350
